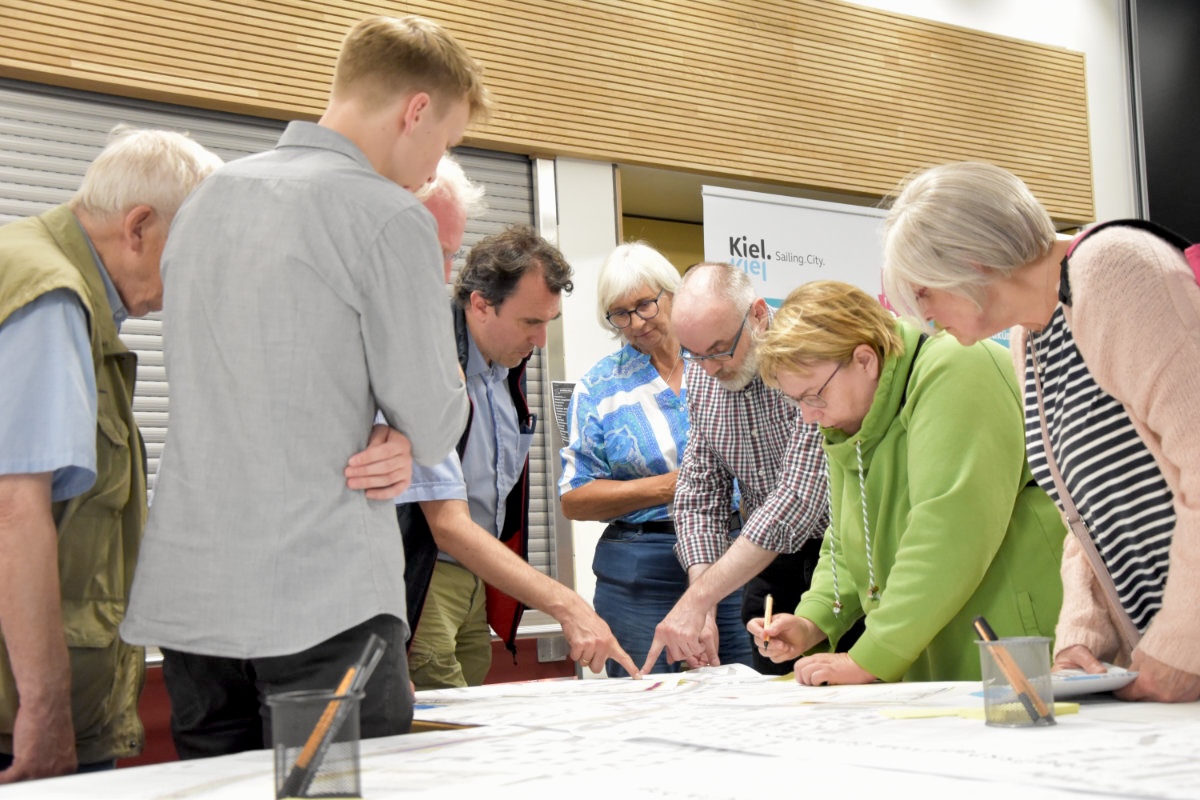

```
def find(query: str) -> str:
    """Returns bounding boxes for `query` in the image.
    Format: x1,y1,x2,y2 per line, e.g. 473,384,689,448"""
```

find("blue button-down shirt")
396,324,530,553
0,229,124,501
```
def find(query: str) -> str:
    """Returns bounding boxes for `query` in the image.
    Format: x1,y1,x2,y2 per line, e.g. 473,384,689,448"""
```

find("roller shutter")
0,77,555,578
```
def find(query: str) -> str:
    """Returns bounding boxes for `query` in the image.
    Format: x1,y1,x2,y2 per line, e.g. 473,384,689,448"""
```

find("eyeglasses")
680,307,751,363
784,362,843,409
605,289,664,329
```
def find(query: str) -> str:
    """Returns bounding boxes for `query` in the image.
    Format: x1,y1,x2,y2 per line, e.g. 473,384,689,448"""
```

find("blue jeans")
593,528,752,678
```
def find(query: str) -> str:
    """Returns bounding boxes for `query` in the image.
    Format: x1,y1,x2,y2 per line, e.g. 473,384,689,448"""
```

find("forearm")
421,499,576,616
559,473,675,521
682,537,776,610
0,475,72,721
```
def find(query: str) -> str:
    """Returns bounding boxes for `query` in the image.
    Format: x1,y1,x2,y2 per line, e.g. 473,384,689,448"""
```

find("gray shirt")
122,121,469,658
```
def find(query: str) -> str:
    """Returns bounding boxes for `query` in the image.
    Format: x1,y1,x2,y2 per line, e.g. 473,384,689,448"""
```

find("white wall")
554,1,1135,613
848,0,1136,221
552,158,620,610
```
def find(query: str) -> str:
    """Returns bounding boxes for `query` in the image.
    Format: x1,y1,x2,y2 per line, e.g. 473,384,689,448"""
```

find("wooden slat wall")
0,0,1094,223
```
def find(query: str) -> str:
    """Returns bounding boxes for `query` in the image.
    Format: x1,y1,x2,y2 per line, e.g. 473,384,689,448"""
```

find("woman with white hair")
881,161,1200,702
559,243,751,676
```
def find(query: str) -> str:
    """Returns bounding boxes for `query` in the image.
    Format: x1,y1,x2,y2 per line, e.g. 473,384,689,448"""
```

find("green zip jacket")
796,322,1064,682
0,205,147,762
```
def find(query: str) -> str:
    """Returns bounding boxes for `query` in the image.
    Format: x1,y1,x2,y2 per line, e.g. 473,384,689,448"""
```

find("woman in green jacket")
749,281,1064,684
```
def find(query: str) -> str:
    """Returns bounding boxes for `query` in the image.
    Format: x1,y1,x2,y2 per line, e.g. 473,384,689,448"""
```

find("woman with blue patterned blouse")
559,243,751,677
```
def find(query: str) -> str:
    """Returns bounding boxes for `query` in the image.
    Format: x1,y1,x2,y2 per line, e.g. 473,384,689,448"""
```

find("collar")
463,323,509,382
78,221,128,328
277,121,376,173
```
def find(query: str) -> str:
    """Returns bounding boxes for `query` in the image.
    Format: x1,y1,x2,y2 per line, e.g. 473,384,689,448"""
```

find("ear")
398,91,432,133
852,343,880,380
123,205,155,253
749,296,770,328
468,290,491,320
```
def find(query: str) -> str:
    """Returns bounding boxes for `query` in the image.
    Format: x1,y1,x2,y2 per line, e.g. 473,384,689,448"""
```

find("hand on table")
792,653,877,686
0,701,76,783
562,604,641,679
640,601,720,675
1116,650,1200,703
1052,644,1109,674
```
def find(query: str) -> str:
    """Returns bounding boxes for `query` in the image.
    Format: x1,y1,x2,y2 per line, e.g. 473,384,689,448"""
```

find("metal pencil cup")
268,688,364,798
977,636,1055,728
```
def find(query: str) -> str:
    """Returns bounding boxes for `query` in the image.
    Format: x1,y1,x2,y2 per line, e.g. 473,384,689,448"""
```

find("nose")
800,405,821,425
700,359,721,377
530,324,548,350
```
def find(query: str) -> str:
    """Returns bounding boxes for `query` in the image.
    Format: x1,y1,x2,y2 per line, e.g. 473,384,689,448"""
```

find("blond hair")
332,15,489,121
68,126,221,221
758,280,903,387
881,161,1056,322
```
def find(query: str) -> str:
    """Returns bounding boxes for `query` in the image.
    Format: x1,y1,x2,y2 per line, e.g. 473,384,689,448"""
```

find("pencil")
278,633,388,798
293,667,356,771
973,616,1050,722
763,594,774,645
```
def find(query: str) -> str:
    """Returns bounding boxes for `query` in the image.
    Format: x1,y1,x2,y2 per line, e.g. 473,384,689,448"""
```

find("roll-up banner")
701,186,887,308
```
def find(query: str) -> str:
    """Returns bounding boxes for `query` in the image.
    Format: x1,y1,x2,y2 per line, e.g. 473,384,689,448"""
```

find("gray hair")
677,262,755,313
881,161,1056,321
69,125,223,222
415,153,486,217
596,242,681,333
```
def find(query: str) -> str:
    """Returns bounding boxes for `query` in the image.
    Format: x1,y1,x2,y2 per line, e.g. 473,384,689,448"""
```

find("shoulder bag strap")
1028,336,1142,652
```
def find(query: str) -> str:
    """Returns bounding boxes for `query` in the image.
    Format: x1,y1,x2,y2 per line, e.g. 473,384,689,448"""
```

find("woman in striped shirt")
882,161,1200,702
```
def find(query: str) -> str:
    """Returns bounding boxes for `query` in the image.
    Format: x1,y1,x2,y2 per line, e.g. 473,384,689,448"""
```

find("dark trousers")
741,536,864,675
162,614,412,760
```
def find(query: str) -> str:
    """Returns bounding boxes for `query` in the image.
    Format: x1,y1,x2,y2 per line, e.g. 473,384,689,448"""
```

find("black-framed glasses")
605,289,664,329
785,361,843,409
680,307,751,363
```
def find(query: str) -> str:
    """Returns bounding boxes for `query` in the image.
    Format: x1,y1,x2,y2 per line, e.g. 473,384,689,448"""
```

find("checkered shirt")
673,363,829,569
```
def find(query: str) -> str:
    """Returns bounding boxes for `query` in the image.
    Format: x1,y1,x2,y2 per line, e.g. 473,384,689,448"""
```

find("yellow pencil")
763,594,775,645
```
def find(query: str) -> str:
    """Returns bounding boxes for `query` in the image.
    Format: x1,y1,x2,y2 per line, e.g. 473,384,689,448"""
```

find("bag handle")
1028,337,1142,653
1060,219,1200,305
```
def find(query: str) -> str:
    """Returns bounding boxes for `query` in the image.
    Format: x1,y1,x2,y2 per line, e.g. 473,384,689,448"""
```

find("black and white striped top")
1024,307,1174,633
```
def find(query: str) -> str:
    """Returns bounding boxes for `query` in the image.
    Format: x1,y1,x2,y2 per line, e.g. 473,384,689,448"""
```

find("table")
7,666,1198,799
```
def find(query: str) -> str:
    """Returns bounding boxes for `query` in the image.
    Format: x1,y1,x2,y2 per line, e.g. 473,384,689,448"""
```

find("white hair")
415,153,486,217
595,242,681,333
69,125,222,221
676,262,755,314
881,161,1056,321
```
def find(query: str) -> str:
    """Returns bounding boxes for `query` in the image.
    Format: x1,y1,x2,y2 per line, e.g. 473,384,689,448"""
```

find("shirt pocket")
89,409,133,513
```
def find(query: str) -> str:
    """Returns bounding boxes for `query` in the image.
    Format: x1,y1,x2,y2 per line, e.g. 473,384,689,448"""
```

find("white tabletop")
9,666,1198,799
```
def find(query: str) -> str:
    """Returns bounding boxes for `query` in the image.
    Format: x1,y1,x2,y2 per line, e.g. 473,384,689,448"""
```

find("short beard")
717,346,759,392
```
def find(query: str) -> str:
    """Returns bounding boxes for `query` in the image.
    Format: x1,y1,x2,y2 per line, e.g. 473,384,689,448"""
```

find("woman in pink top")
880,161,1200,703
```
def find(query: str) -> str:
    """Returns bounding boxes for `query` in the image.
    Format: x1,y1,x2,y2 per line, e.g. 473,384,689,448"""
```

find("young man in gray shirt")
122,15,487,757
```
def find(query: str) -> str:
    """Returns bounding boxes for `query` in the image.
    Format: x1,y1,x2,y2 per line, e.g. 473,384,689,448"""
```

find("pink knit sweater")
1012,225,1200,675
